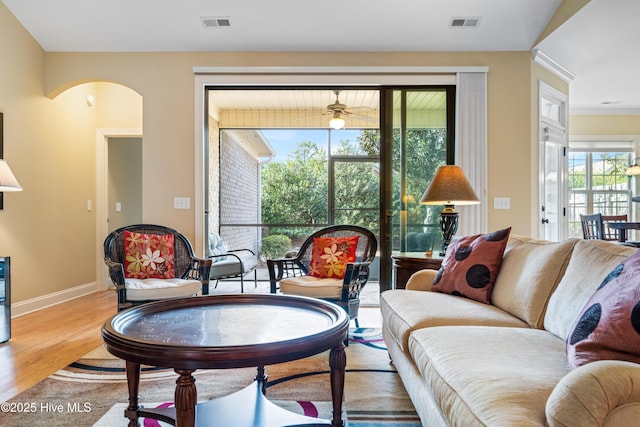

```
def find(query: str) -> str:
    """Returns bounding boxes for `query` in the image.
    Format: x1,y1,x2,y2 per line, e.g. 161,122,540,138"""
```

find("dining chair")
580,213,604,240
601,214,628,241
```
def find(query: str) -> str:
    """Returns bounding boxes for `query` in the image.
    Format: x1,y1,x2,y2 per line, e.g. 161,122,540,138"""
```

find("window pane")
568,152,586,191
391,89,448,253
330,129,379,155
260,130,329,227
568,150,632,238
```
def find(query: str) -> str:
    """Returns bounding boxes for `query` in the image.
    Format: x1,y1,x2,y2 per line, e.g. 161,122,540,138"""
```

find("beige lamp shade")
0,160,23,192
420,165,479,206
627,158,640,176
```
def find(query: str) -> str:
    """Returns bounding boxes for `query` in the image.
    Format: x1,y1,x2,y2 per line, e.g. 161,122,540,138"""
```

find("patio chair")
267,225,378,327
104,224,212,311
207,232,258,293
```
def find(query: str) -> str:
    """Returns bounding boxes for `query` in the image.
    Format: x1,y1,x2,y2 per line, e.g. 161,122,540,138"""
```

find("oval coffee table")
101,293,349,427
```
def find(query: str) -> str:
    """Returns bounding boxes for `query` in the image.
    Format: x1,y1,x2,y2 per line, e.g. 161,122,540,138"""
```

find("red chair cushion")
123,231,175,279
308,236,360,279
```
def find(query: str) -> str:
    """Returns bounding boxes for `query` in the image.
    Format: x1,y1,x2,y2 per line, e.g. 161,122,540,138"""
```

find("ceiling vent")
450,17,481,28
201,16,231,28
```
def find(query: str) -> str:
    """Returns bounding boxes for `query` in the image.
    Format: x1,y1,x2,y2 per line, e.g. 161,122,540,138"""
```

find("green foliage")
261,141,328,227
260,234,292,259
260,128,446,243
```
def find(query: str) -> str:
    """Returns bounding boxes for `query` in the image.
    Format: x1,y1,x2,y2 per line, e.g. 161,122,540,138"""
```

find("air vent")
201,16,231,28
450,17,481,28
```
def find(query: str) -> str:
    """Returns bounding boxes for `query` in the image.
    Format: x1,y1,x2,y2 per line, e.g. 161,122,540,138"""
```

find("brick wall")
219,132,260,254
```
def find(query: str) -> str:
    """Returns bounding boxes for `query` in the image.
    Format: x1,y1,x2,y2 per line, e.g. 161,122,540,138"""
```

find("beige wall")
44,51,542,238
569,115,640,135
1,0,570,304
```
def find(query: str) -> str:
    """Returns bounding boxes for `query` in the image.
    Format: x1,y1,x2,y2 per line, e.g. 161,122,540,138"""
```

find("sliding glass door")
379,87,455,290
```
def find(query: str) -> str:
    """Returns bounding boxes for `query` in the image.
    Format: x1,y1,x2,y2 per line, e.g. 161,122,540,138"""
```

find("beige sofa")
381,235,640,426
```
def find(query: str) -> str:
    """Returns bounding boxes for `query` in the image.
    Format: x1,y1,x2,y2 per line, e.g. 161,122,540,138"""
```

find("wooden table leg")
174,369,197,427
329,342,346,427
124,360,141,427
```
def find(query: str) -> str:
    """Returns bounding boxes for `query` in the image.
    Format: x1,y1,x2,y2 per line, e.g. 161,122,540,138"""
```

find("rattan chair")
104,224,212,311
267,225,377,327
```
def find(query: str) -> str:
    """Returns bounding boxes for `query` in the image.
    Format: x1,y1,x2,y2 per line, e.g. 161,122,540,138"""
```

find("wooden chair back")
580,213,604,240
602,214,628,241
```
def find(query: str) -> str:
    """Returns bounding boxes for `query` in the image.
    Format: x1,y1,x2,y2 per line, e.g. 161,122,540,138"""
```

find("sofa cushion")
432,227,511,304
567,249,640,368
380,289,528,352
491,235,577,328
544,239,636,340
279,275,343,299
209,251,258,279
124,278,201,301
207,233,228,261
123,231,175,279
408,326,569,427
309,236,359,279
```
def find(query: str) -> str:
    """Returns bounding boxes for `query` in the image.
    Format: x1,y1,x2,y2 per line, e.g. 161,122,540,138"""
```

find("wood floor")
0,290,116,403
0,290,382,404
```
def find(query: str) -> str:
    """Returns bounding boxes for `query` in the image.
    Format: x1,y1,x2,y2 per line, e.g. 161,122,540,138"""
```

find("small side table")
391,252,443,289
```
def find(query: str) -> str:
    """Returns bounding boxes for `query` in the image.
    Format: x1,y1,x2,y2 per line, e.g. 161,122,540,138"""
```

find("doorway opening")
204,85,455,292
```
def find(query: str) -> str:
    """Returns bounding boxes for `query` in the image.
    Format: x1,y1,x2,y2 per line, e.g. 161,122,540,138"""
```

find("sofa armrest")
546,360,640,427
405,269,438,291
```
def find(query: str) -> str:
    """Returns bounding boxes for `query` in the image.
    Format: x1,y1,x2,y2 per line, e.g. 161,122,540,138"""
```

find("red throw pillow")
308,236,360,279
432,227,511,304
123,231,175,279
567,249,640,368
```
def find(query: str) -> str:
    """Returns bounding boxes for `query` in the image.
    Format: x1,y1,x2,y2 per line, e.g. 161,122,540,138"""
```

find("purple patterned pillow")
432,227,511,304
567,249,640,368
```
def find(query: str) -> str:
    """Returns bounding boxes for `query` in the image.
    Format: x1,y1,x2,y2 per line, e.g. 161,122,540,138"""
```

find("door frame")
193,66,485,285
538,81,568,241
96,128,143,291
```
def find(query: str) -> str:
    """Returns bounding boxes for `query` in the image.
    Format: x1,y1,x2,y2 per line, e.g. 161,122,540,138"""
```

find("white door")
539,83,568,241
541,126,567,241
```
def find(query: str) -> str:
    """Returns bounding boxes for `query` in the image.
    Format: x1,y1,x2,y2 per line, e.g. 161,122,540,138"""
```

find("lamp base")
439,206,459,256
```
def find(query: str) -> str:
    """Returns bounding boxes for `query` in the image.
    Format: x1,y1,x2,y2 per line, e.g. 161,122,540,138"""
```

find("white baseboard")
11,282,98,318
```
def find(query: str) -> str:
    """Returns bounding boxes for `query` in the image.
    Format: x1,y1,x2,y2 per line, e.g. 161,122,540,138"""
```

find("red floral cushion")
567,249,640,368
123,231,175,279
432,227,511,304
308,236,360,279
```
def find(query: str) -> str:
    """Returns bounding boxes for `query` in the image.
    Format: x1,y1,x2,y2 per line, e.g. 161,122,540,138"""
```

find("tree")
261,141,328,237
261,128,447,245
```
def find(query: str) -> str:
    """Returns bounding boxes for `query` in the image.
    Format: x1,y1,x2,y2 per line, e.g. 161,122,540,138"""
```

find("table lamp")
626,157,640,176
419,165,480,255
0,160,23,192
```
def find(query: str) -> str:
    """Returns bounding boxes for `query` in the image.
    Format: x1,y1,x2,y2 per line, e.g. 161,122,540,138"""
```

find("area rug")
1,328,420,426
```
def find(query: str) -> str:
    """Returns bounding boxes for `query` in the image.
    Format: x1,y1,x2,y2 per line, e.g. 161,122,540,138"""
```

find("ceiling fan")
299,90,376,129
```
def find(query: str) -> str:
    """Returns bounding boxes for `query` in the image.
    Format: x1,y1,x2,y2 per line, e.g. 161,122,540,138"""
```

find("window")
568,149,633,238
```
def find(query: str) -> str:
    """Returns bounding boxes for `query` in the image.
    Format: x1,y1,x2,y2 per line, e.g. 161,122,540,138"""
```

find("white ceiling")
2,0,638,114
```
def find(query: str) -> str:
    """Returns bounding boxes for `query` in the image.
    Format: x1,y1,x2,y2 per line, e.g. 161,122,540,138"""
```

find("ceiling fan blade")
345,112,377,122
295,112,331,121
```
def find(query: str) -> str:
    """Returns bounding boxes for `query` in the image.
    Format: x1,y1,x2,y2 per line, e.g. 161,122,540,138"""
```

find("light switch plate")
174,197,191,209
493,197,510,210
